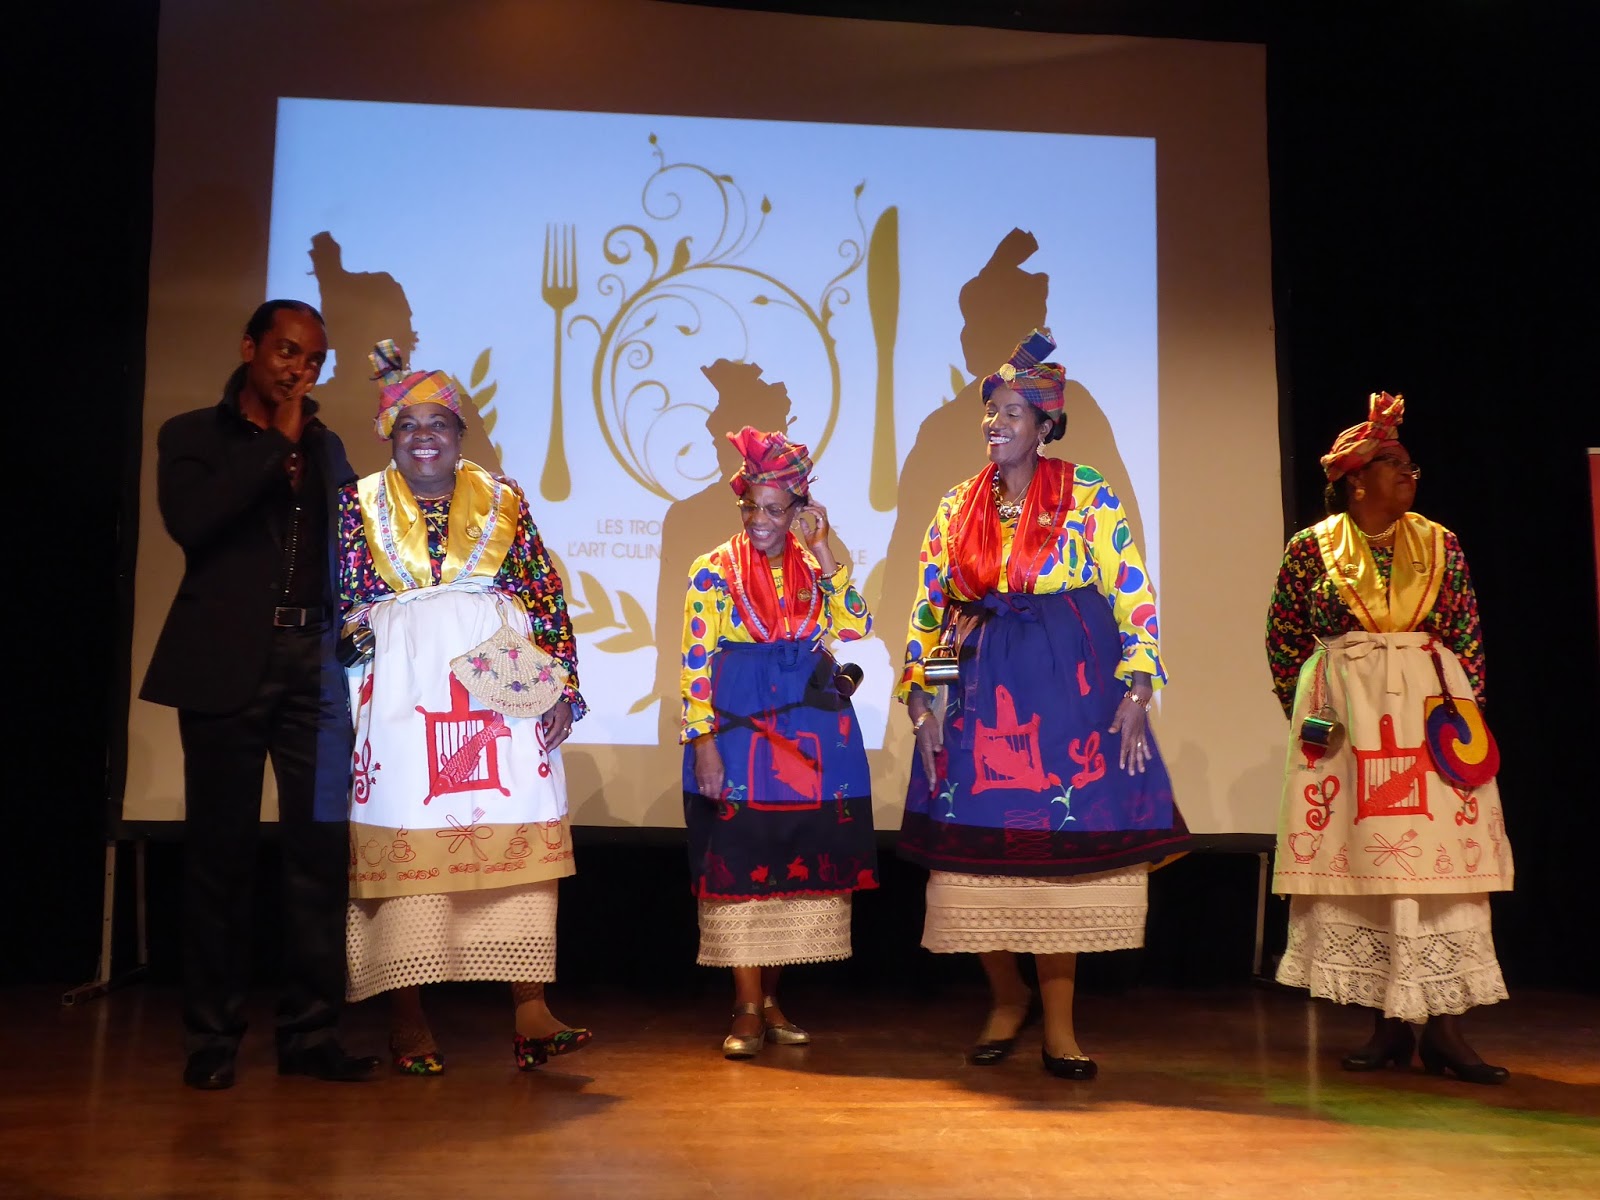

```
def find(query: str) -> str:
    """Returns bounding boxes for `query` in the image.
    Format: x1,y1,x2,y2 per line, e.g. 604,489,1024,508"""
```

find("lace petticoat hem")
346,881,558,1002
697,893,853,967
922,867,1149,955
1274,892,1508,1022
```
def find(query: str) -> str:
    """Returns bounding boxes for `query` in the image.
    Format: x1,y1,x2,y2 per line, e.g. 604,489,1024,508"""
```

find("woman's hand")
541,698,574,751
797,502,838,574
1109,673,1154,774
908,689,943,794
693,736,726,798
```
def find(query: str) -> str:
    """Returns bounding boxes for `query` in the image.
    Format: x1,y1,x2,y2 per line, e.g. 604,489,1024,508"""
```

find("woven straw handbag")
449,619,569,719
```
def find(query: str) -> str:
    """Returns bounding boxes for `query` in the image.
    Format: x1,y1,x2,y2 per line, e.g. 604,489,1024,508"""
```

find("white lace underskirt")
922,867,1149,955
345,880,558,1002
1276,892,1508,1022
696,893,852,967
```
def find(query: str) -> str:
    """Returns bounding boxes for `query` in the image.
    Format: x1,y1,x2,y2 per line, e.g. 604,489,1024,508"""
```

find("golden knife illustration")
867,206,900,511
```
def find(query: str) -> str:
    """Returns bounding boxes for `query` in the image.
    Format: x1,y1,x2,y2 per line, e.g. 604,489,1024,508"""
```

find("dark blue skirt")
899,588,1188,877
684,640,878,901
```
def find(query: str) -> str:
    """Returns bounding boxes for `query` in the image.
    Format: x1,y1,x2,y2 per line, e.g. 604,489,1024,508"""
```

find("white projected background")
129,0,1289,834
264,100,1159,753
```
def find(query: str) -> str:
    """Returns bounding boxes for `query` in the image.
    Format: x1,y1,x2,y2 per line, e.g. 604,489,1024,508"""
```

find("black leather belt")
273,605,327,627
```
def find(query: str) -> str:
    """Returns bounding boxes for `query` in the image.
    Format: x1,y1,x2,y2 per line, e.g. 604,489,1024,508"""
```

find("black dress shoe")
967,1036,1020,1066
1041,1047,1098,1080
965,998,1041,1066
277,1042,381,1082
1418,1035,1509,1085
1341,1023,1416,1071
183,1047,237,1090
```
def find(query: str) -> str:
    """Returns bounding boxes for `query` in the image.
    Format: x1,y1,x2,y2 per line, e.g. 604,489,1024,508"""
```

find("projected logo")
558,135,879,504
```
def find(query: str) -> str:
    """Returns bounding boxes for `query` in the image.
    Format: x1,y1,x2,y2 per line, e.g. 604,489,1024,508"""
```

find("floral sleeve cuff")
815,562,851,592
682,714,716,743
1114,640,1167,688
559,679,587,722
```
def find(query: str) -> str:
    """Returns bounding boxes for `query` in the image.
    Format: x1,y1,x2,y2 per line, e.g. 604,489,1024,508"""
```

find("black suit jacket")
141,381,357,716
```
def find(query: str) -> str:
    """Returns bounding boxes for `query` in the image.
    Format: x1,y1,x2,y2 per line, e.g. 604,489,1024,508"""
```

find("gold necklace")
991,473,1024,520
1359,517,1399,544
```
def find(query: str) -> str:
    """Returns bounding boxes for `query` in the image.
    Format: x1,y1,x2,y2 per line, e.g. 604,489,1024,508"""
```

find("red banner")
1591,450,1600,635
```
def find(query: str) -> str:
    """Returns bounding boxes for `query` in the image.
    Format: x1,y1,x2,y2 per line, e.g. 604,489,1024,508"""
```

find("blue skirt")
684,641,878,901
899,588,1188,877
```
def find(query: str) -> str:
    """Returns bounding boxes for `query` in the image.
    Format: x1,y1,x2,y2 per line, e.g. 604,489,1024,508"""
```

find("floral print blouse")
1265,526,1483,716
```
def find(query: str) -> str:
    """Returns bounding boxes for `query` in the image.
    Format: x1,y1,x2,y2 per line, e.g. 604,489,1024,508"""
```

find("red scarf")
724,532,823,643
946,458,1076,599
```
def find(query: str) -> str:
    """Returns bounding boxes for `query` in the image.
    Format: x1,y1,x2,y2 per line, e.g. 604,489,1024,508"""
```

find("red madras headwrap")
1320,391,1407,481
980,328,1068,442
726,425,813,498
369,339,462,439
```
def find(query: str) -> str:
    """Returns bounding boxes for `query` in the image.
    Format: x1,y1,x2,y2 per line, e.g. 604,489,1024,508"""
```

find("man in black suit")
142,300,378,1089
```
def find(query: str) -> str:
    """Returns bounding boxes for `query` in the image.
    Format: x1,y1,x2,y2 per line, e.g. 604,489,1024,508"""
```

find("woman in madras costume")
681,426,878,1059
1267,391,1512,1084
898,330,1187,1081
338,340,592,1074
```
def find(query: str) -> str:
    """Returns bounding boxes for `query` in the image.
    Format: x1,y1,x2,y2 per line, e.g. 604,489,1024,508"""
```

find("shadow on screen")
877,227,1148,652
306,230,503,476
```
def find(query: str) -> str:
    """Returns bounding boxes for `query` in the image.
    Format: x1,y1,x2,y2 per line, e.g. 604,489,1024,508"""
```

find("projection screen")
127,0,1287,834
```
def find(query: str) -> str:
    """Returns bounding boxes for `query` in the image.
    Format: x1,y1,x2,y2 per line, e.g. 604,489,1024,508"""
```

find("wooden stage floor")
4,983,1596,1199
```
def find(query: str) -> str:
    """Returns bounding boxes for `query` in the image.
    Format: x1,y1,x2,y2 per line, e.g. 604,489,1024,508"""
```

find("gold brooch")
466,525,483,539
998,363,1017,382
796,588,813,604
1341,563,1358,577
1037,514,1053,529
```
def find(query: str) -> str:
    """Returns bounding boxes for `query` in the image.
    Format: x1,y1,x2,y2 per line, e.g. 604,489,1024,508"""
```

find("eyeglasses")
1370,456,1421,479
736,499,800,521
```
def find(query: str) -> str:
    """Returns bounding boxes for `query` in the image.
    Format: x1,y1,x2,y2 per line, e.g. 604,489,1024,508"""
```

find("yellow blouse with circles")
679,545,873,743
896,465,1165,701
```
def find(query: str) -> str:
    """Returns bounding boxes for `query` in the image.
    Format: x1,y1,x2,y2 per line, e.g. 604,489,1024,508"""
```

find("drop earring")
1036,440,1046,457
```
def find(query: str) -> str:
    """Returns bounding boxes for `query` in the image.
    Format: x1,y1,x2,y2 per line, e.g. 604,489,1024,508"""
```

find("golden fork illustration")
540,223,578,501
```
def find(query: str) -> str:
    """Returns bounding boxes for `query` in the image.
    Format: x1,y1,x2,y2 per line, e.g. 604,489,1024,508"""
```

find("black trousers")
177,625,349,1054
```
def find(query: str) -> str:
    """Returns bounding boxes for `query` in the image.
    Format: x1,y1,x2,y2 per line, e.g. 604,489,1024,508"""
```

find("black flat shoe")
1341,1023,1416,1071
277,1042,381,1082
967,1037,1019,1066
183,1047,236,1090
1418,1036,1509,1085
965,998,1041,1066
1041,1047,1098,1080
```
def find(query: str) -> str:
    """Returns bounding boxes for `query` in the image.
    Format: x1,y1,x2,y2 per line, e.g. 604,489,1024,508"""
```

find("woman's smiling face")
982,384,1049,467
391,402,462,497
738,482,801,557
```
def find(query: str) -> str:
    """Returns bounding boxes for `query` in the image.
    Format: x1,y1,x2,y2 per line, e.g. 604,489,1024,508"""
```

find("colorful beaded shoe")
513,1027,595,1071
392,1049,445,1076
389,1035,444,1076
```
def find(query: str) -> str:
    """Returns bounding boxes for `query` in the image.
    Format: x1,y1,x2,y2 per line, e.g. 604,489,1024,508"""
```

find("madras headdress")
726,426,813,497
369,339,462,439
981,328,1068,442
1320,391,1406,481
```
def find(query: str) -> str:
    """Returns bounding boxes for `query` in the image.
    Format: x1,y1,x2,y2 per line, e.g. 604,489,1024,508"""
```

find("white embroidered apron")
347,578,574,899
1274,630,1512,896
